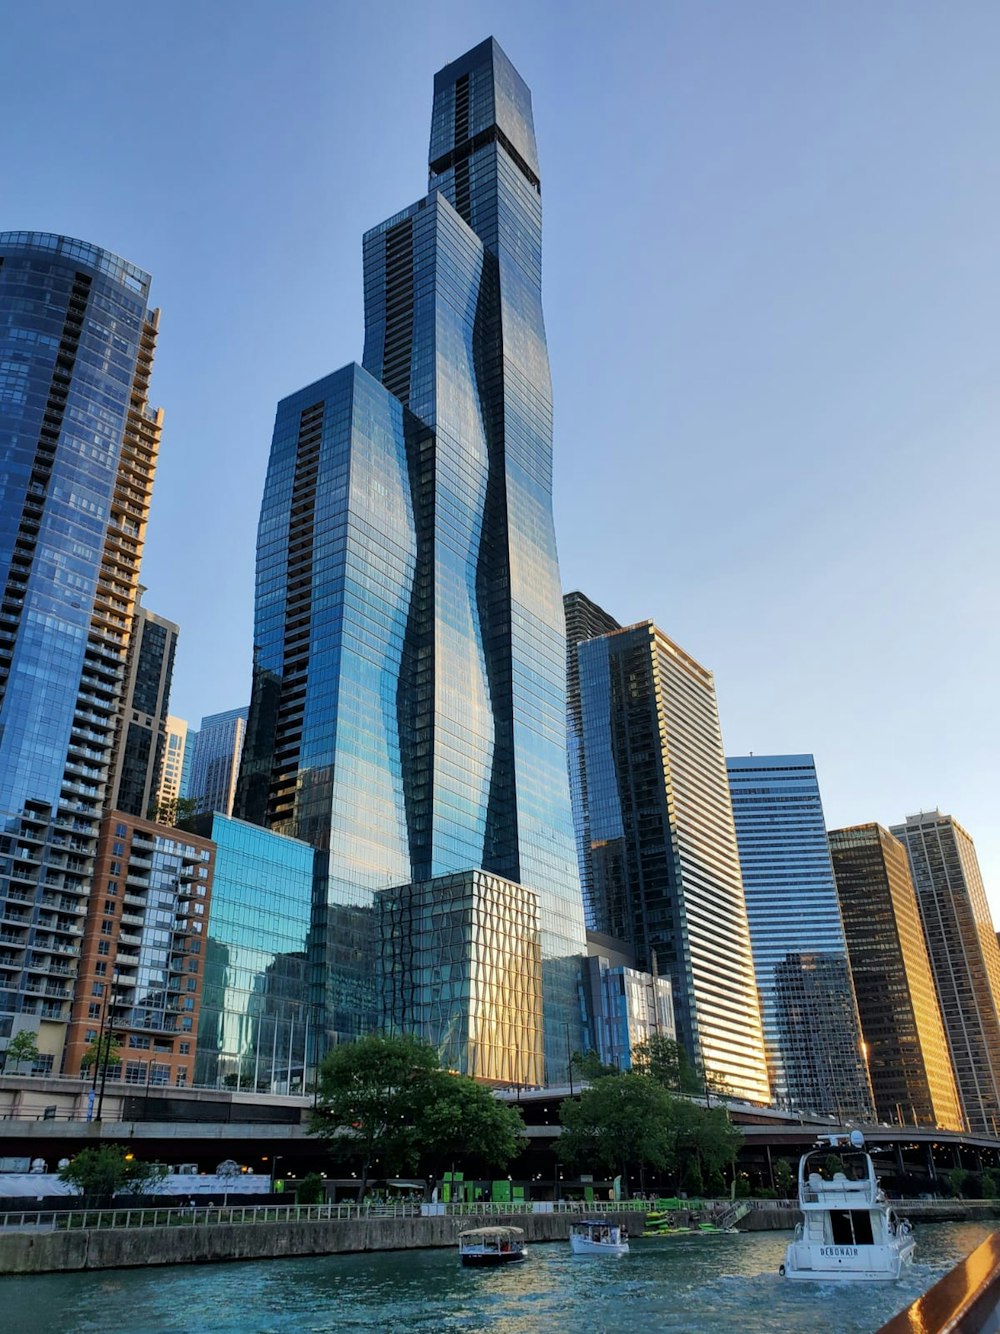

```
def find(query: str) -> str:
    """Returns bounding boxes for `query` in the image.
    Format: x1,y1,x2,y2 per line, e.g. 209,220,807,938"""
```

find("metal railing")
0,1198,660,1233
0,1201,422,1232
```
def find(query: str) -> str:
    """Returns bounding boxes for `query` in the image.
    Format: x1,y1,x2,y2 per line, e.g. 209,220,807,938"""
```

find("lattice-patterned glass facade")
829,822,963,1131
377,870,543,1085
236,41,586,1081
577,621,770,1103
726,755,873,1118
891,811,1000,1136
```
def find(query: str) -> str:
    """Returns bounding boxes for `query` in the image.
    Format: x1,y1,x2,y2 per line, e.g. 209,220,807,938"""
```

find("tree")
946,1166,969,1199
2,1029,40,1073
296,1172,326,1205
311,1033,439,1198
673,1099,743,1183
631,1036,702,1094
79,1031,122,1074
774,1157,795,1197
558,1073,679,1197
149,796,199,827
58,1146,167,1206
570,1050,619,1081
414,1070,525,1181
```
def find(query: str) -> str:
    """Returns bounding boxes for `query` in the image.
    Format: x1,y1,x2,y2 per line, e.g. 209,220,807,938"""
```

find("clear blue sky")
4,2,998,911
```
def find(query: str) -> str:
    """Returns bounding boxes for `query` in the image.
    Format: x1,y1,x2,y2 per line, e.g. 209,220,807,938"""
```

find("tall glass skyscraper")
237,40,586,1082
726,755,873,1119
891,811,1000,1136
576,620,770,1104
0,232,162,1067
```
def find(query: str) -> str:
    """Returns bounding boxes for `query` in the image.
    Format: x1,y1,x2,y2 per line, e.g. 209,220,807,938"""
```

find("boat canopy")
459,1226,525,1239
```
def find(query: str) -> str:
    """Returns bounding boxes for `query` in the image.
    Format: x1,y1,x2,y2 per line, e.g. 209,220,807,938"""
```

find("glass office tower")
564,591,621,929
726,755,873,1119
107,596,178,818
829,823,963,1131
576,621,770,1103
0,232,162,1068
187,706,248,817
238,40,586,1082
890,811,1000,1136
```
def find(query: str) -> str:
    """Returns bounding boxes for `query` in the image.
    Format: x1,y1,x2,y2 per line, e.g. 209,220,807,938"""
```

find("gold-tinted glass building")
829,823,963,1131
890,812,1000,1137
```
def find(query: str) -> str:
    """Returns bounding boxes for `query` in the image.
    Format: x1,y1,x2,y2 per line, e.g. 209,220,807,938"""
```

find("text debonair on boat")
569,1219,630,1256
458,1225,527,1266
781,1130,914,1282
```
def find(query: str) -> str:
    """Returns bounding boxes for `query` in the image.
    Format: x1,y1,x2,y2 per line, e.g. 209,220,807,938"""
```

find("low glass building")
189,814,316,1093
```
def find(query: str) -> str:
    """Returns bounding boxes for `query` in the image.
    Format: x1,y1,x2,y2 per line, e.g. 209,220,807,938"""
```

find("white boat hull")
783,1238,915,1283
570,1233,630,1256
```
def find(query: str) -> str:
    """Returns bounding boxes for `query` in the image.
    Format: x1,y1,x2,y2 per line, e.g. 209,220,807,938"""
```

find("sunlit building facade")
829,823,963,1131
576,621,770,1103
156,715,189,814
726,755,873,1118
64,812,214,1090
0,232,162,1069
236,39,586,1083
890,811,1000,1136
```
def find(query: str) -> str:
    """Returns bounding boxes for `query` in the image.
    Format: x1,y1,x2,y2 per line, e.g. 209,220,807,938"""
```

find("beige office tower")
156,715,189,813
829,824,963,1131
576,620,770,1104
890,812,1000,1136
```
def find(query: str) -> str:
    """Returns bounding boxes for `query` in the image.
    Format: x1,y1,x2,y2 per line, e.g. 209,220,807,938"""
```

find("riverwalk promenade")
2,1197,997,1276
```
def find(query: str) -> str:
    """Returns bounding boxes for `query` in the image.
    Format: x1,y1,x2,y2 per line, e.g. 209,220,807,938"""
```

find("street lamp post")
269,1155,283,1194
95,968,120,1121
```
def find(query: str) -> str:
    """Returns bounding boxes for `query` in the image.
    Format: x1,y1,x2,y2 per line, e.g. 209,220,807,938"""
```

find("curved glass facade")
0,231,160,1058
238,41,586,1082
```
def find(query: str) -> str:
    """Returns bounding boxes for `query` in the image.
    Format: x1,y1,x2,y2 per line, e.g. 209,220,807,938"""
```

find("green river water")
3,1221,992,1334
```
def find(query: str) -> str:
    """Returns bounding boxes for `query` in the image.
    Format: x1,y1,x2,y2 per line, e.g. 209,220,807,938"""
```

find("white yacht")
781,1130,914,1282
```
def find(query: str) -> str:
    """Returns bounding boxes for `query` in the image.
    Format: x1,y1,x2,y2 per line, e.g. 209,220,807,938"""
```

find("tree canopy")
631,1035,702,1094
557,1063,743,1198
58,1145,167,1205
2,1029,40,1072
311,1033,524,1196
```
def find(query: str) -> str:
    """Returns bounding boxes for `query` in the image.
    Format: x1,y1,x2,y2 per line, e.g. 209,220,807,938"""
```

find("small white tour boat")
782,1130,914,1282
569,1219,630,1256
458,1225,527,1267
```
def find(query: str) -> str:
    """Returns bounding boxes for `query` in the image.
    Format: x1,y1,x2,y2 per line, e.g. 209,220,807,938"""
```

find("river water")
4,1221,993,1333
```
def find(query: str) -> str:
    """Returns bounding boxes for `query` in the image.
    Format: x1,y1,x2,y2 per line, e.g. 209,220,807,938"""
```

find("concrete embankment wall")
736,1201,1000,1232
0,1211,634,1276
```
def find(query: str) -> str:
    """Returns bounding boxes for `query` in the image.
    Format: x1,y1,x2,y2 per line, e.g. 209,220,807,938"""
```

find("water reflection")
3,1223,993,1334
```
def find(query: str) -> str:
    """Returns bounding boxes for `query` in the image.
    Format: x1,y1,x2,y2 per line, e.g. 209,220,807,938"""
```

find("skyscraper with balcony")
829,823,963,1131
726,755,873,1119
575,620,770,1103
890,811,1000,1136
0,232,161,1069
237,39,586,1082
